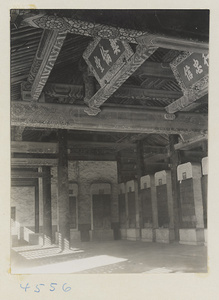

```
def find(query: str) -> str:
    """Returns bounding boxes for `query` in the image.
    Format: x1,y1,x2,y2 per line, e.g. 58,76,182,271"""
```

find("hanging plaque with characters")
83,37,134,87
170,52,209,98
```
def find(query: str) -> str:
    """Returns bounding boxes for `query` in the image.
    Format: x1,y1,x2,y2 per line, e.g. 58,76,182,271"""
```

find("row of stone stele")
118,157,208,245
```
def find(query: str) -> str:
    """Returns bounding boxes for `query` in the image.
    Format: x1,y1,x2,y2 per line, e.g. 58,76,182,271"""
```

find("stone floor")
11,240,207,274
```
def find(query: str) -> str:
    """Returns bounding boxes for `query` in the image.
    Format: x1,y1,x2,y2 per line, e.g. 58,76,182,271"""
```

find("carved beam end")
84,106,101,116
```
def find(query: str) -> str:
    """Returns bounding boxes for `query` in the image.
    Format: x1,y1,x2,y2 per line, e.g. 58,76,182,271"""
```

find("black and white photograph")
9,9,209,276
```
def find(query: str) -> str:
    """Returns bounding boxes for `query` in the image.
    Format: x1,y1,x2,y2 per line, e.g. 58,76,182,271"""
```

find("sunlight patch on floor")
143,267,174,273
12,244,56,252
11,255,127,274
13,246,84,259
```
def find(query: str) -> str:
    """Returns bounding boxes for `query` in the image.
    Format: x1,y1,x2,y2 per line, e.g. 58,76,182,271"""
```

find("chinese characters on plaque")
171,52,209,94
83,38,133,87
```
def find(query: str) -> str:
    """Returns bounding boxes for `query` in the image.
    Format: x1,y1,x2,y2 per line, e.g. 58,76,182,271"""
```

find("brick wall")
11,186,35,228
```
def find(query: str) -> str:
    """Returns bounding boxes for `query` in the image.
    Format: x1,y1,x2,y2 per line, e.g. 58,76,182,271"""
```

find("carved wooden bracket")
12,126,25,141
21,29,66,101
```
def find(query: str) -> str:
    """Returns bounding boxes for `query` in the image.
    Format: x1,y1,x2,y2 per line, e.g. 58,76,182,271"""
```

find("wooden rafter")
22,13,209,53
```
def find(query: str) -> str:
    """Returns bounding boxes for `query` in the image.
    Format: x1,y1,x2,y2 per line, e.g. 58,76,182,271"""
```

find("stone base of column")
89,229,114,242
70,230,81,243
43,235,52,247
155,228,175,243
120,228,127,239
127,228,140,241
179,228,205,245
55,232,70,250
141,228,153,242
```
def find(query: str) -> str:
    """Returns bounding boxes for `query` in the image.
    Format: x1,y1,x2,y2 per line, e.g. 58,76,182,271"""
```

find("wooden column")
42,166,52,245
116,152,123,184
57,129,70,251
35,179,39,233
169,135,181,240
136,140,145,230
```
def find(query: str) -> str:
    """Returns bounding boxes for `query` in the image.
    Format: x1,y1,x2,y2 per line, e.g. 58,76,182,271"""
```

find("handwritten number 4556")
20,283,71,292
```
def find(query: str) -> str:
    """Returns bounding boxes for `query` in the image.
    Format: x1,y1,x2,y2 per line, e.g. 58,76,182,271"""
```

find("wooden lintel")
143,153,168,162
11,178,38,187
68,140,135,150
143,162,170,167
11,141,58,154
174,134,208,150
11,171,53,178
84,45,158,115
11,140,134,154
11,101,208,135
143,145,168,153
22,13,209,53
11,158,58,167
68,153,116,161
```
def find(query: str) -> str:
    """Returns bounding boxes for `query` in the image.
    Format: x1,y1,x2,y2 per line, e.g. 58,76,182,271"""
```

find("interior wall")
68,161,118,226
11,186,35,228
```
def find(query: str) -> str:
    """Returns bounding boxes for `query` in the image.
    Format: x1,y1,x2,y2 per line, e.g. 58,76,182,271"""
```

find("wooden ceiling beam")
165,84,208,114
11,179,38,187
11,140,135,154
11,158,58,167
11,101,208,135
11,141,58,154
68,140,135,150
143,153,168,162
174,134,208,150
11,171,52,178
68,153,116,161
22,13,209,53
